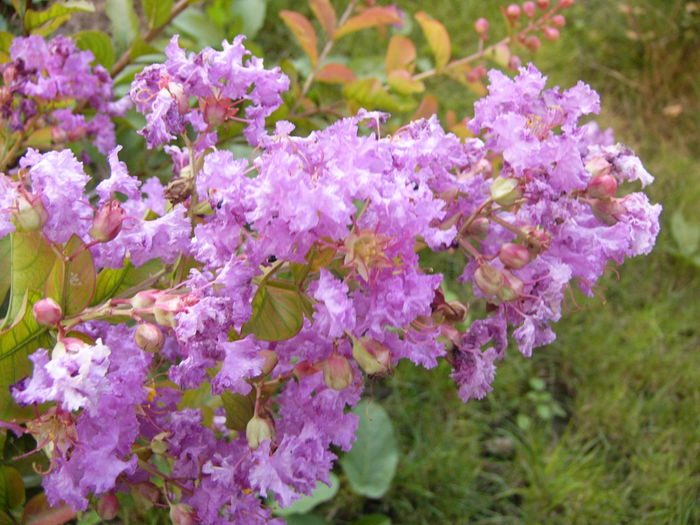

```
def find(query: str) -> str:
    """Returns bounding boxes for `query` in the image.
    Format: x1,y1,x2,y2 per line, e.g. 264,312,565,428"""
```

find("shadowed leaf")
280,10,318,67
415,11,451,69
334,6,402,40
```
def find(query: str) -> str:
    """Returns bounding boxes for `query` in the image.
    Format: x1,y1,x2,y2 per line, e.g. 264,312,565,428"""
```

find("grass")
258,0,700,523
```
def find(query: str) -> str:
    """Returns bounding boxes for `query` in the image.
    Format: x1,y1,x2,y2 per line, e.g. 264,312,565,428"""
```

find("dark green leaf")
105,0,139,53
284,515,330,525
273,473,338,516
172,8,226,49
221,390,255,431
242,280,305,342
2,232,57,329
45,235,96,316
340,400,398,498
92,258,162,306
351,515,392,525
0,466,24,510
231,0,266,38
141,0,173,29
73,30,115,69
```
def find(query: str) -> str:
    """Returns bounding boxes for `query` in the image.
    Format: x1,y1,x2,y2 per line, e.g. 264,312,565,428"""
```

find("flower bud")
499,243,530,269
590,198,624,226
551,14,566,27
536,0,550,8
587,174,618,200
522,225,551,255
436,301,469,324
33,298,62,326
352,337,391,375
169,503,197,525
259,350,279,376
584,155,612,177
490,176,521,207
558,0,574,7
474,264,504,296
167,82,189,115
96,493,120,520
506,4,521,18
12,193,48,233
523,1,536,17
133,482,161,508
508,55,522,70
131,290,157,310
497,270,525,302
474,17,489,36
246,415,274,450
464,217,490,237
524,35,542,52
90,200,125,243
320,354,354,390
542,26,560,41
134,323,164,353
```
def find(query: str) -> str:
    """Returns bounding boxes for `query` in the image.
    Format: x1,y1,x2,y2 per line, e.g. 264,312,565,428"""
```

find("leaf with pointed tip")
0,290,54,420
315,63,357,85
309,0,336,37
415,11,451,70
221,390,255,431
45,235,95,316
242,280,305,342
0,466,24,510
387,69,424,95
105,0,139,53
141,0,172,29
91,258,162,306
2,232,57,329
280,10,318,67
73,30,115,69
24,1,95,35
343,78,415,113
385,35,416,74
411,93,438,121
333,6,402,40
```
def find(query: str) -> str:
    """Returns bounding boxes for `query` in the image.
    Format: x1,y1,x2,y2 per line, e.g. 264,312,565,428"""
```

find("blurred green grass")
260,0,700,523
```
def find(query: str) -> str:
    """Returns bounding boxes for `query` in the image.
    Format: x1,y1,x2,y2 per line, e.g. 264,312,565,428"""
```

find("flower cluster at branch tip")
0,32,660,524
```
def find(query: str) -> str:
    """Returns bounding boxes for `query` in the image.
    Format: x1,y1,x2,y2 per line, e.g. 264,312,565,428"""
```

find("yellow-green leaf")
73,30,115,69
343,77,415,113
0,466,24,511
242,280,305,342
309,0,336,37
141,0,173,28
0,237,10,308
221,390,255,431
333,6,402,40
280,10,318,67
385,35,416,74
387,69,425,95
92,258,162,306
2,232,57,329
415,11,451,70
24,1,95,35
45,235,96,316
315,63,357,85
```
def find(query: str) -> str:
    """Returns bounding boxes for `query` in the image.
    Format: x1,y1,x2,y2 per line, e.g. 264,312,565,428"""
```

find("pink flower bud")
352,337,391,375
465,217,490,237
551,14,566,27
134,323,165,353
536,0,550,8
522,225,551,255
497,270,525,302
587,174,618,200
246,415,274,450
523,2,536,17
590,198,624,226
33,298,62,326
131,290,158,310
169,503,197,525
12,193,48,233
542,26,560,41
474,17,489,36
524,35,542,52
508,55,522,70
558,0,574,7
584,156,612,177
89,200,125,243
167,82,189,114
474,264,504,296
96,493,120,520
320,354,354,390
499,243,530,269
506,4,521,18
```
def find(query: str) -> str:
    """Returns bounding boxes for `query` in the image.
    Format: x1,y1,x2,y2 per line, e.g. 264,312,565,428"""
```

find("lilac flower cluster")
0,35,127,154
1,32,660,524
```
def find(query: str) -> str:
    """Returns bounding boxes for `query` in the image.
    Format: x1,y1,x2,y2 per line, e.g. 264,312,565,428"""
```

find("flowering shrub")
0,1,660,523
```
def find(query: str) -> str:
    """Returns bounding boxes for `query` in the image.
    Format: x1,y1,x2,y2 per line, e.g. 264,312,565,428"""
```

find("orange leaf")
316,63,357,85
411,94,438,121
309,0,337,37
280,10,318,66
385,35,416,74
415,11,451,69
333,6,402,40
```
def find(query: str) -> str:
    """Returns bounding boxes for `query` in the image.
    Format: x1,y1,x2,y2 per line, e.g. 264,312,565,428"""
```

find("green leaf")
414,11,451,70
333,6,402,40
172,8,226,49
231,0,266,38
351,515,392,525
24,1,95,36
0,237,10,310
343,78,415,113
92,258,162,306
274,473,339,516
10,0,27,18
284,515,330,525
73,30,115,69
242,280,305,342
387,69,424,95
340,400,398,498
141,0,172,29
221,390,254,432
0,31,13,54
45,235,96,316
22,493,77,525
0,289,54,420
2,232,57,329
280,10,318,67
0,466,24,511
105,0,139,53
670,211,699,257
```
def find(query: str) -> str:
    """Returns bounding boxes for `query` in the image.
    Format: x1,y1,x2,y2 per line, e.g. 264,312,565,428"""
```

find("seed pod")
134,323,164,353
320,354,354,390
499,243,530,269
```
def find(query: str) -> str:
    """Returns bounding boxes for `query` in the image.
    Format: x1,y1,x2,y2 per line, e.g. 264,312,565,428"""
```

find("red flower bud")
551,14,566,27
90,200,125,243
499,243,530,269
587,174,618,200
96,493,120,520
134,323,165,353
33,298,62,326
320,354,354,390
536,0,550,8
524,35,542,52
542,26,560,41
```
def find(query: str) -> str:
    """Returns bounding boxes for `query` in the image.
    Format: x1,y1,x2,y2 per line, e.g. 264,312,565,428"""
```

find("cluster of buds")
130,289,198,329
584,155,622,225
474,263,525,302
